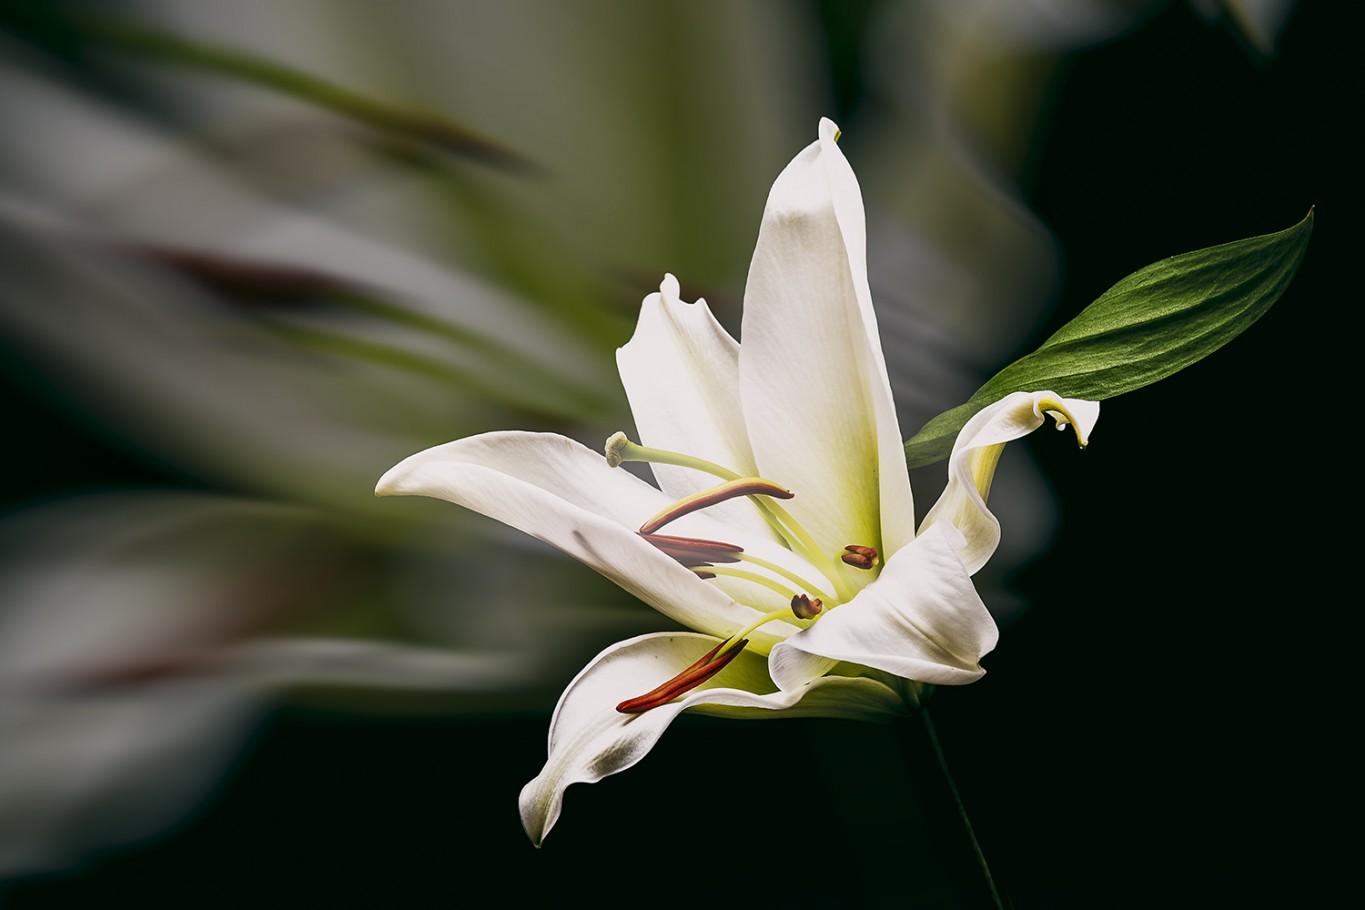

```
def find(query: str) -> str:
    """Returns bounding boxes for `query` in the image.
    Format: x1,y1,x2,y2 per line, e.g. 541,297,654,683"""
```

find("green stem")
921,706,1005,910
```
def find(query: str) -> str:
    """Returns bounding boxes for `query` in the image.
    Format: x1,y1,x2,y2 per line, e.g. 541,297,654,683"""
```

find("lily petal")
617,274,777,543
519,631,909,845
376,431,755,639
768,523,999,690
739,118,916,561
919,391,1100,575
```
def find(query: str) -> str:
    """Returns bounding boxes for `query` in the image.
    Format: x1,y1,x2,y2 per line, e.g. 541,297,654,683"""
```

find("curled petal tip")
374,464,405,497
1038,396,1099,449
660,272,681,300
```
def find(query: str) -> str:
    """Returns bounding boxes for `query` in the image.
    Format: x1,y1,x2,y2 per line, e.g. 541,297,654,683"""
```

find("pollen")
790,593,823,620
640,532,743,566
638,478,793,536
616,639,750,714
841,544,879,570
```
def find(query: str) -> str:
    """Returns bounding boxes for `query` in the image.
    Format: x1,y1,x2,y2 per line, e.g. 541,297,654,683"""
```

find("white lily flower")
376,118,1098,845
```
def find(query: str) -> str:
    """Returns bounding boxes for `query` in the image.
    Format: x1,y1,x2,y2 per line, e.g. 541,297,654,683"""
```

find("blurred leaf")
2,7,533,170
130,245,613,418
1190,0,1300,60
904,209,1313,468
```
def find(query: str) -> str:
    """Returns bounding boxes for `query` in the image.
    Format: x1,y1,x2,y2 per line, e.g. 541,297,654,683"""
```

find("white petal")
769,523,999,689
918,391,1100,575
617,274,777,543
376,431,756,639
519,631,909,845
739,118,916,562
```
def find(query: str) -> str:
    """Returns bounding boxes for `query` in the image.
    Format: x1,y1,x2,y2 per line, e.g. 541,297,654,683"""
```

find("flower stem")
921,706,1005,910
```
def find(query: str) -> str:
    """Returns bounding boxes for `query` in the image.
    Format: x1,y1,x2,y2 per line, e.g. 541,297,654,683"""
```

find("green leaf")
2,7,532,171
904,209,1313,469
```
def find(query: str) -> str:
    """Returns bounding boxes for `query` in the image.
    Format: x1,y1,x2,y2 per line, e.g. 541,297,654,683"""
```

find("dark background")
3,2,1355,907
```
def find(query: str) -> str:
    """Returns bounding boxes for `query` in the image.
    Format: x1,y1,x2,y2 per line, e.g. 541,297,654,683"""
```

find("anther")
616,639,750,714
790,593,823,620
640,532,743,567
638,478,794,535
840,544,879,570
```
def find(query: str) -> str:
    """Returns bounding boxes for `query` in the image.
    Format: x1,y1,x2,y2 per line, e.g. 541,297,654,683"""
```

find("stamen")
602,433,855,602
640,533,743,567
616,639,749,713
733,552,835,605
840,544,879,570
639,478,793,535
698,565,800,602
723,605,817,650
791,594,823,620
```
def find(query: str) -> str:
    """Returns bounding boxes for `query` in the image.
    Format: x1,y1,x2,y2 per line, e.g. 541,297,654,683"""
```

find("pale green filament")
608,435,793,543
715,607,813,658
761,503,853,600
733,552,836,606
607,434,856,601
698,565,804,603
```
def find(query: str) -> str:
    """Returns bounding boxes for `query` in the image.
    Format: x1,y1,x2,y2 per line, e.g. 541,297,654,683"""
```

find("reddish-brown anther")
638,478,793,535
615,639,750,714
840,544,879,569
640,532,743,567
790,593,823,620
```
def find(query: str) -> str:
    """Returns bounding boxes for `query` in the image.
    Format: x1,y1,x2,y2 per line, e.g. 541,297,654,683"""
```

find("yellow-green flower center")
607,432,884,711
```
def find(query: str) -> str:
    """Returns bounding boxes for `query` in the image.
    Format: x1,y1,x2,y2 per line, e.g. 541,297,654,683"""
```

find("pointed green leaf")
3,8,532,171
905,210,1313,469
